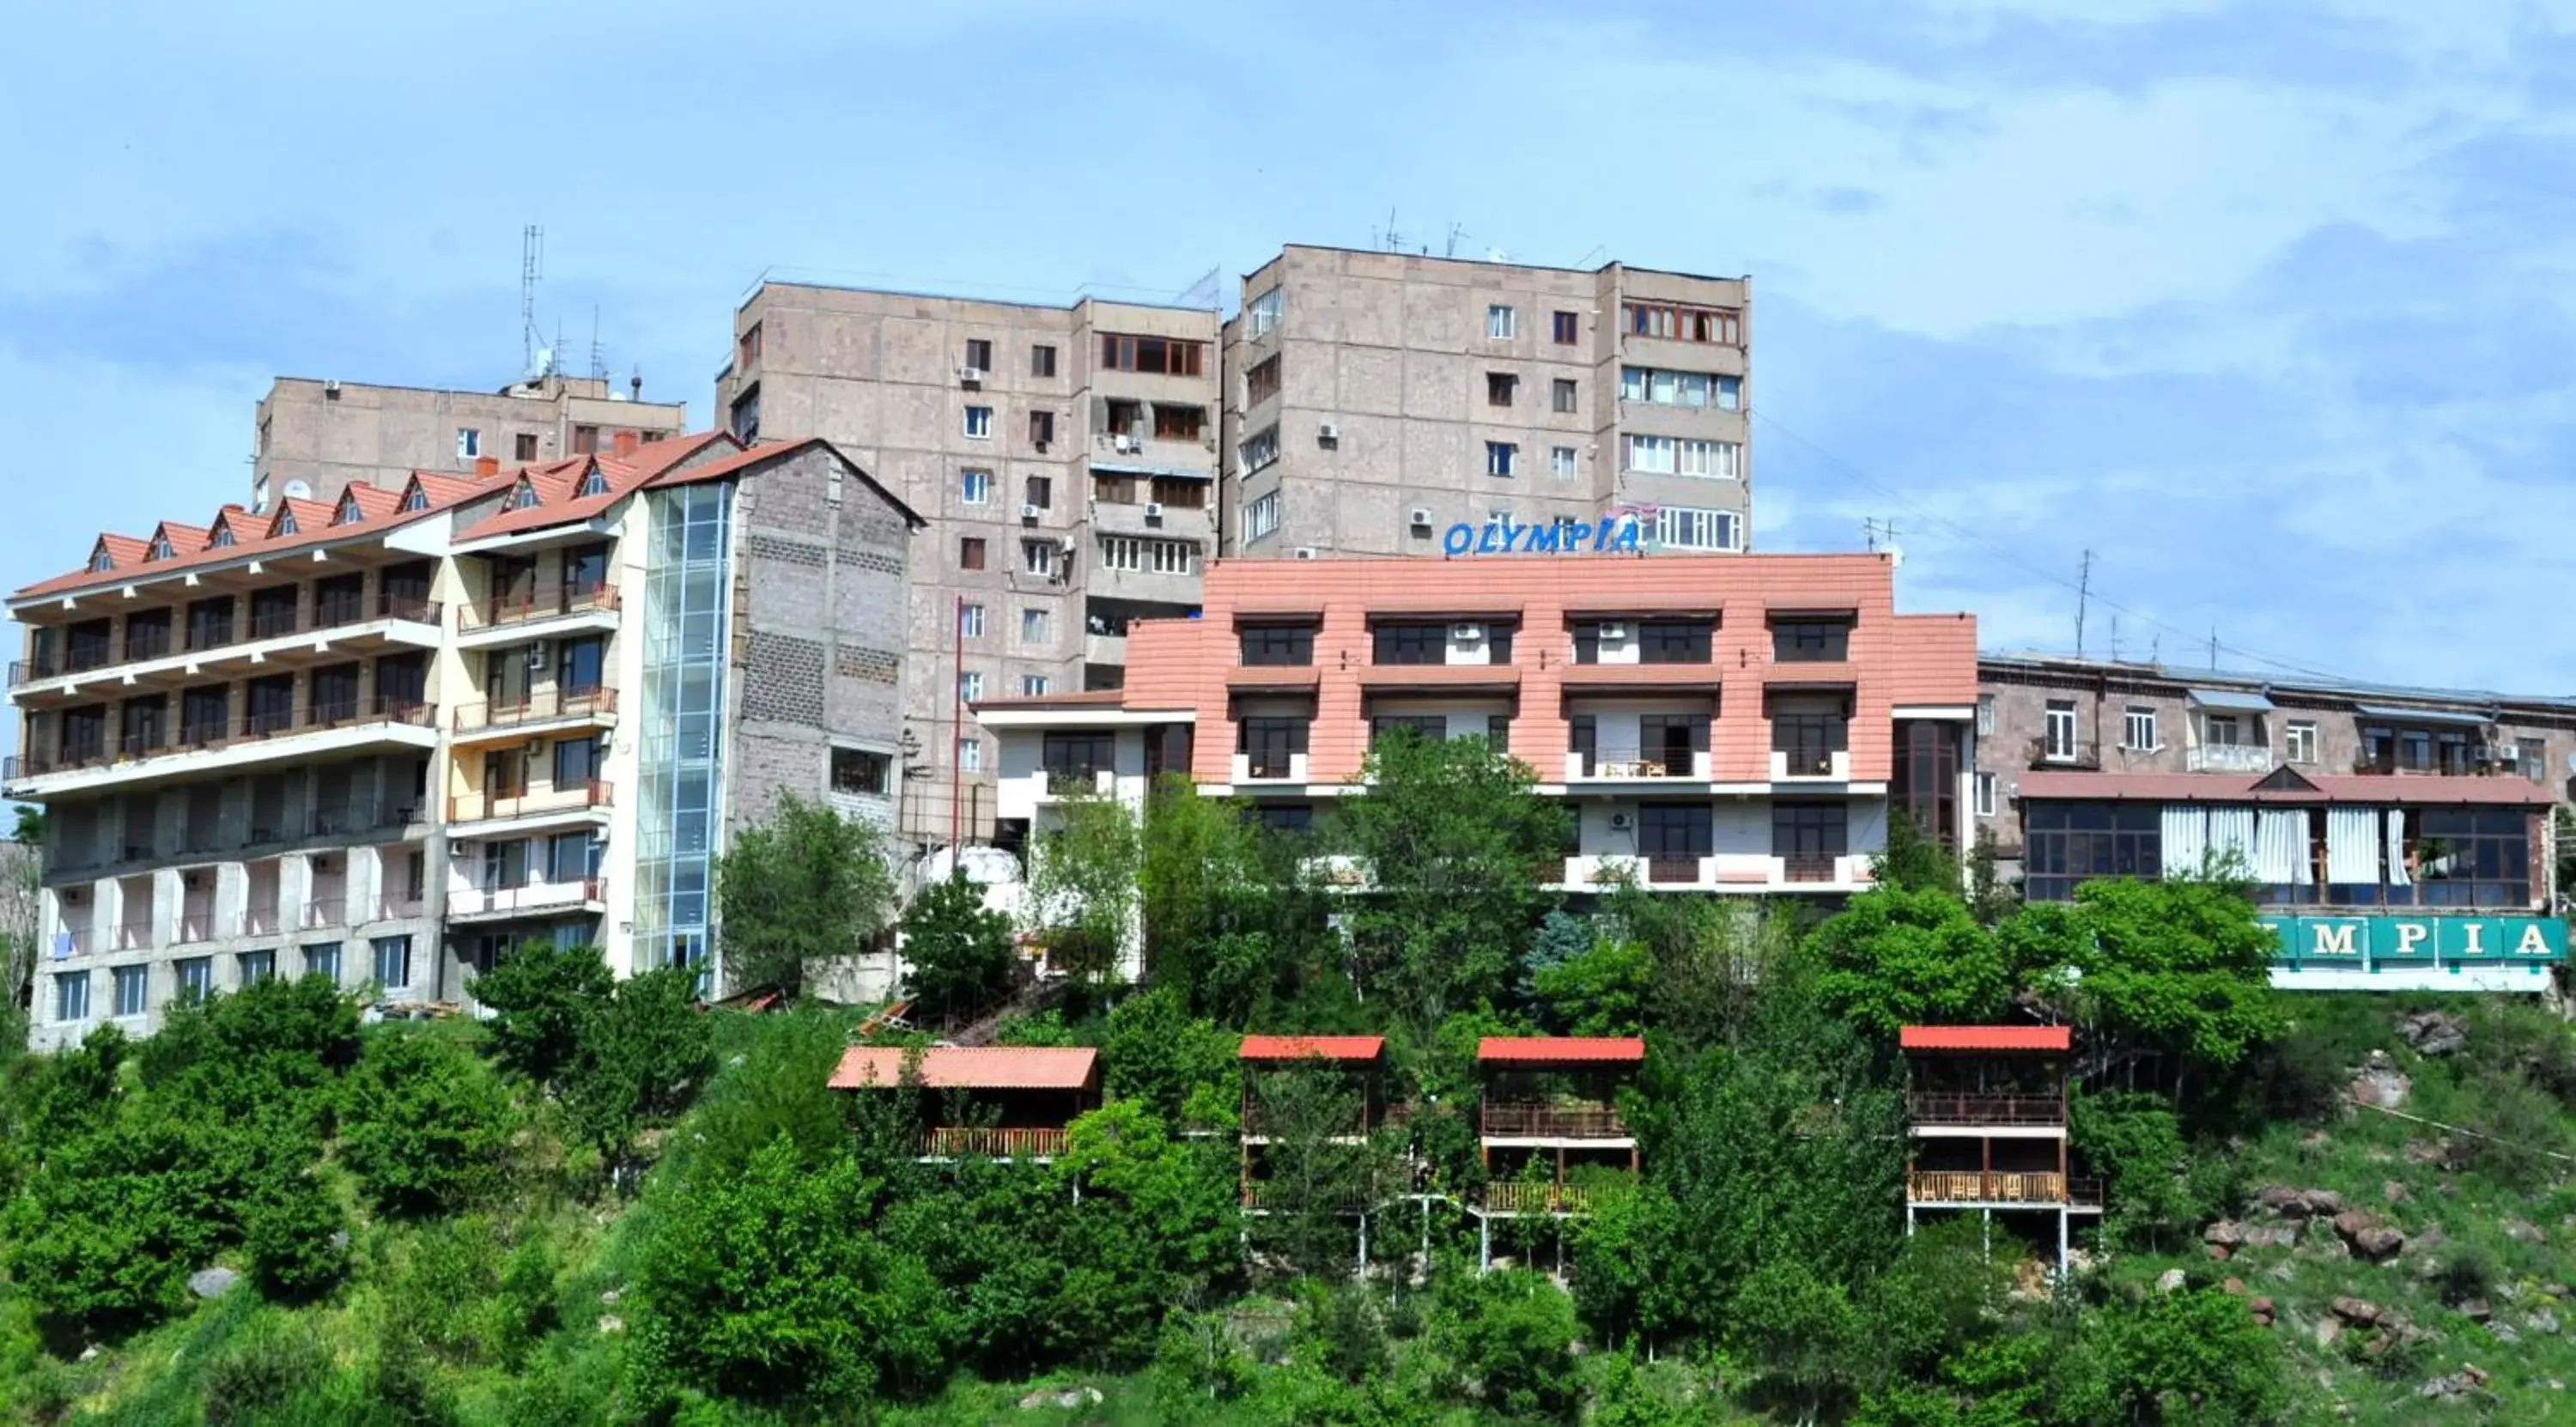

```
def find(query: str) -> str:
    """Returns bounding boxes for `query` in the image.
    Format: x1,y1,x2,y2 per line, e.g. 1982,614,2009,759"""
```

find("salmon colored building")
973,551,1977,922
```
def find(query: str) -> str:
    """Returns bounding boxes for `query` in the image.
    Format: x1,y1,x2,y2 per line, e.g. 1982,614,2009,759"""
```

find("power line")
1751,409,2369,686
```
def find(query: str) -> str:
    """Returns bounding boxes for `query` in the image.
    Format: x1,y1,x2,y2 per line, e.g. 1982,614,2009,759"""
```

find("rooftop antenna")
1173,267,1222,311
588,307,606,381
2109,615,2121,664
2209,626,2220,671
2075,549,2094,659
1862,517,1898,552
1445,222,1469,258
1382,207,1407,254
519,224,544,378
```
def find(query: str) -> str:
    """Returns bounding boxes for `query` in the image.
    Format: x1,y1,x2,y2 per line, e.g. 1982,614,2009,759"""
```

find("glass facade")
632,481,735,978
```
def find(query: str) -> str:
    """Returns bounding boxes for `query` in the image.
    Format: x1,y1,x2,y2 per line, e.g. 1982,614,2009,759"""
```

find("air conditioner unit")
2495,744,2520,762
526,645,549,671
1144,501,1164,520
1408,507,1432,529
1451,622,1483,642
956,366,985,384
523,738,545,757
1598,622,1629,640
1113,434,1139,454
1294,547,1317,561
1020,503,1042,521
322,379,341,395
1608,812,1632,831
1318,422,1340,443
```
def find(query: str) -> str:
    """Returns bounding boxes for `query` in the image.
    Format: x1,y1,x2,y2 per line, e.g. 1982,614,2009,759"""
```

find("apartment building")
9,431,920,1051
1975,653,2571,990
970,552,1975,955
1218,246,1752,562
252,373,690,511
712,283,1222,848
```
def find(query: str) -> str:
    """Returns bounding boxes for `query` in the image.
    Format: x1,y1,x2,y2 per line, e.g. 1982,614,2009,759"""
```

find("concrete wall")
254,376,686,510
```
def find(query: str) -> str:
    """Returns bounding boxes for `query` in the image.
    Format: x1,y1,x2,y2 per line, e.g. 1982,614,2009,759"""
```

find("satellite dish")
283,480,313,501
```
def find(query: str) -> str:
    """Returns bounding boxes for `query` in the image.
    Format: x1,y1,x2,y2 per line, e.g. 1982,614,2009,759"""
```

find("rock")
2364,1333,2397,1360
2355,1228,2408,1260
2259,1187,2344,1218
2252,1296,2276,1315
601,1289,621,1306
77,1345,98,1363
2414,1223,2447,1252
2158,1268,2188,1294
2420,1374,2474,1400
1018,1388,1105,1411
2547,1283,2572,1300
187,1267,239,1300
2301,1234,2352,1264
2205,1220,2251,1248
2251,1223,2301,1248
2385,1180,2410,1205
2313,1319,2345,1350
2490,1323,2522,1345
2333,1296,2385,1325
2207,1245,2233,1262
2461,1299,2492,1322
2530,1309,2561,1335
2224,1277,2247,1296
2351,1067,2412,1108
598,1315,624,1334
2258,1186,2304,1211
2464,1363,2489,1388
2268,1262,2298,1284
2397,1011,2470,1057
2506,1218,2548,1245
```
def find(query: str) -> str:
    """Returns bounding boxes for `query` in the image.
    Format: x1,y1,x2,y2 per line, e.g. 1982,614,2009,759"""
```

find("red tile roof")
1899,1025,2070,1053
1477,1035,1646,1066
2016,769,2554,808
459,431,740,540
1238,1035,1385,1064
644,436,927,528
827,1045,1099,1091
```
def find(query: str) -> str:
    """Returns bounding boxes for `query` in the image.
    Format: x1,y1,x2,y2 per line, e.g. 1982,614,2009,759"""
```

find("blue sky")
4,0,2574,700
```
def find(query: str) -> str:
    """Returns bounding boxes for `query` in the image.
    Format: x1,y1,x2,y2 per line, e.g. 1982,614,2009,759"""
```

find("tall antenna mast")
589,307,606,381
519,225,544,377
2074,550,2094,658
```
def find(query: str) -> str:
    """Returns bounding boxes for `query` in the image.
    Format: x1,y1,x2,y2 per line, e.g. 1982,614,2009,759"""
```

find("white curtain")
2256,810,2312,885
2326,808,2381,884
2161,805,2208,876
2385,811,2411,887
2205,806,2257,875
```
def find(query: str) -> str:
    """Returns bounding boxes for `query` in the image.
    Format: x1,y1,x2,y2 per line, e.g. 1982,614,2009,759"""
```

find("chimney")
475,455,500,477
612,429,641,458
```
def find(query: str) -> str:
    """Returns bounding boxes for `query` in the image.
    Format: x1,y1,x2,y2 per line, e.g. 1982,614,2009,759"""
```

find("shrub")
2436,1247,2496,1309
471,940,616,1090
339,1030,515,1218
1432,1268,1581,1419
202,1317,329,1425
242,1169,349,1303
900,872,1020,1023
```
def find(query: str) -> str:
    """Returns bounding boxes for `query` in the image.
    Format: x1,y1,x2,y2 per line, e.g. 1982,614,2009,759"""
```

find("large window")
1098,537,1195,574
2044,701,2079,762
2286,720,2318,765
1640,804,1713,877
1893,721,1963,847
2416,809,2530,908
1773,804,1849,879
831,748,891,796
1240,623,1315,666
1247,288,1282,338
112,963,147,1017
1639,619,1712,664
1244,491,1281,543
1619,367,1742,410
1098,333,1208,376
1373,623,1448,665
1042,732,1115,780
1623,301,1743,345
2124,707,2159,751
54,970,88,1023
372,935,411,991
1152,404,1205,441
176,957,213,1003
1239,426,1280,473
2024,803,2161,902
303,943,343,987
1245,355,1282,407
1770,692,1850,775
548,832,600,884
553,735,600,788
1653,507,1739,551
1624,435,1741,478
1239,716,1308,779
1370,714,1448,747
1771,617,1851,662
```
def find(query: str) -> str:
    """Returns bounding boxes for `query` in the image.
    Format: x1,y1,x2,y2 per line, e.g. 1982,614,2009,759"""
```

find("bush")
900,872,1020,1023
471,940,616,1090
1432,1268,1581,1419
2436,1247,2496,1308
340,1030,515,1218
1291,1279,1392,1385
564,965,716,1181
242,1169,349,1303
202,1316,329,1425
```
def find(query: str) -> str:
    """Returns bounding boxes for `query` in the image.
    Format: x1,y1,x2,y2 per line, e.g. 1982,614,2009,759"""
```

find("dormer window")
333,490,363,525
146,531,173,562
507,478,539,511
576,466,609,498
209,522,236,549
272,507,299,537
397,483,428,513
87,543,112,573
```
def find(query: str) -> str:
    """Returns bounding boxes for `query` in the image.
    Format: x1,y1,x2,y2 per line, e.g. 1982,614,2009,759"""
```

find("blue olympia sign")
2263,914,2567,969
1443,514,1643,556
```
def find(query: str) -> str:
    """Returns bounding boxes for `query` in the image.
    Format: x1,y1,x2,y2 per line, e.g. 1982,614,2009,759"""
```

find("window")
1152,404,1205,441
506,477,540,510
1021,607,1051,646
1772,804,1850,869
2417,808,2532,908
239,949,276,985
112,964,147,1017
963,406,993,439
1255,805,1312,835
831,748,891,796
456,428,482,459
175,956,213,1003
1487,373,1518,407
396,483,427,513
1977,694,1996,736
514,432,539,461
1029,410,1055,446
88,541,113,573
559,635,606,694
54,970,88,1023
1020,674,1051,697
303,943,342,987
1249,288,1283,337
210,519,236,549
1771,617,1852,663
959,603,986,638
1031,343,1058,378
372,935,410,991
1893,720,1963,848
738,323,762,369
2123,707,2159,751
1619,367,1741,410
1245,355,1282,407
1485,442,1517,477
1098,333,1208,375
576,466,609,497
2024,803,2161,902
961,469,993,505
333,489,363,525
2044,701,2079,762
1040,731,1115,782
573,424,600,454
1629,435,1742,479
1239,716,1309,778
2286,720,2318,765
1371,714,1447,747
1639,620,1713,664
959,671,984,703
1551,378,1578,414
1974,772,1997,817
959,537,987,571
553,735,600,787
1149,476,1206,507
1023,539,1057,578
1227,622,1297,665
1653,507,1739,550
960,738,984,773
1641,804,1714,867
1486,305,1517,340
1624,302,1744,346
730,386,761,442
1097,537,1194,574
1552,309,1580,343
1550,446,1577,478
1373,622,1448,665
548,831,599,883
1245,491,1282,543
1239,426,1280,473
1770,692,1851,774
964,337,993,372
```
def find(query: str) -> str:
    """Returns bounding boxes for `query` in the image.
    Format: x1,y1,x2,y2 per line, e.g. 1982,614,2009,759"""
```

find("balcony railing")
1482,1100,1627,1139
1905,1092,2065,1127
447,780,614,824
451,878,606,917
2028,736,2099,770
1579,756,1693,779
2186,744,2276,774
301,898,347,931
17,604,440,689
1042,766,1112,795
1774,738,1845,777
920,1126,1070,1159
1646,855,1704,885
461,582,620,631
173,912,216,944
1245,754,1297,780
452,684,617,732
1783,855,1841,884
1482,1181,1621,1215
112,920,155,950
54,926,96,956
1906,1170,2103,1205
239,903,281,938
370,896,427,923
9,700,437,778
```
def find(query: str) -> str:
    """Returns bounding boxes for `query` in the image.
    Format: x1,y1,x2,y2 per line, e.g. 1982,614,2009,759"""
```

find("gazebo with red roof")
829,1044,1100,1162
1899,1025,2099,1268
1236,1035,1395,1208
1473,1035,1644,1219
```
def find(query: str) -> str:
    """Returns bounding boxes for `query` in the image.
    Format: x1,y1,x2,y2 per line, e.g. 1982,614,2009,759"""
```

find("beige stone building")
712,283,1222,848
1218,246,1752,560
252,373,690,512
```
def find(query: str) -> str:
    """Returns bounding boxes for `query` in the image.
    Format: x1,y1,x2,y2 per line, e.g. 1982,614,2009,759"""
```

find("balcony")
2186,744,2276,774
1481,1181,1625,1216
110,920,155,951
1783,854,1841,884
1481,1100,1629,1140
1040,768,1115,800
447,780,614,827
451,685,617,739
1232,751,1308,785
368,896,427,923
239,903,283,938
1906,1170,2102,1207
1906,1092,2065,1128
2027,736,2099,771
1564,752,1707,781
11,598,441,693
1084,631,1127,666
920,1126,1069,1160
299,898,349,932
172,911,218,945
459,582,620,634
5,700,438,791
449,877,606,921
1771,744,1851,780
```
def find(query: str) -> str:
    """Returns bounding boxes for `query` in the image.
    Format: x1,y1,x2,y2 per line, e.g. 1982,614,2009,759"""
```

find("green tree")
714,792,896,999
1809,886,2012,1036
1531,937,1652,1036
1139,774,1261,972
240,1167,349,1303
2093,1287,2287,1425
339,1029,515,1218
469,939,615,1090
1024,786,1143,983
562,964,714,1185
1964,827,2016,926
2004,876,2281,1091
1432,1268,1582,1419
1327,728,1570,1032
1103,986,1240,1126
1729,1260,1866,1427
1601,880,1797,1054
1873,808,1959,894
2072,1090,2236,1254
898,871,1018,1023
1245,1064,1388,1278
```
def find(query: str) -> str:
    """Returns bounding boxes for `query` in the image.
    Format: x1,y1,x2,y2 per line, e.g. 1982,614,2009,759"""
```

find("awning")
2353,703,2492,729
2186,688,2275,714
1088,461,1211,480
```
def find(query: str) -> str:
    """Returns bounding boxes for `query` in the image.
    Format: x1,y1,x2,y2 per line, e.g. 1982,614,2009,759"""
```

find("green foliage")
2091,1287,2287,1425
2072,1089,2236,1254
340,1029,515,1218
1963,827,2016,926
2007,877,2282,1077
1025,786,1145,983
1104,986,1239,1126
900,871,1020,1023
1328,728,1571,1033
1728,1259,1867,1424
1431,1267,1581,1419
1291,1279,1394,1385
200,1314,330,1426
241,1167,349,1303
137,973,360,1134
714,792,897,999
1604,883,1799,1054
1531,937,1652,1036
1873,808,1960,894
470,939,616,1090
663,1005,853,1181
1246,1066,1388,1278
1809,885,2011,1036
1520,908,1596,999
562,964,716,1179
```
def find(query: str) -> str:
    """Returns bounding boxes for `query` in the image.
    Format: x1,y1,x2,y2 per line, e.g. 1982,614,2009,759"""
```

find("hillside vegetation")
0,746,2570,1424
